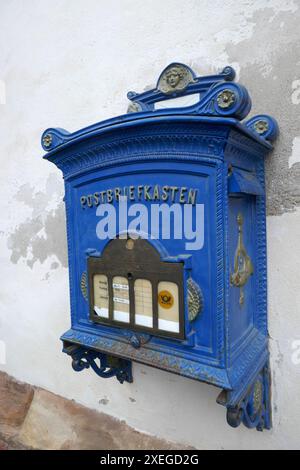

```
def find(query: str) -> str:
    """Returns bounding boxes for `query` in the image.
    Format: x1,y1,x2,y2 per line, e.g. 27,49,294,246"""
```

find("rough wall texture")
0,371,190,450
0,0,300,449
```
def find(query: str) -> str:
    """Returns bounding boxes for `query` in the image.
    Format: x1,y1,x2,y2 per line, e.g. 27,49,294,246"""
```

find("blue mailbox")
42,63,278,430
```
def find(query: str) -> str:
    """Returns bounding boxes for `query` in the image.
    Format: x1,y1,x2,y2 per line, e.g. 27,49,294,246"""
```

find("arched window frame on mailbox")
42,62,278,431
87,238,186,341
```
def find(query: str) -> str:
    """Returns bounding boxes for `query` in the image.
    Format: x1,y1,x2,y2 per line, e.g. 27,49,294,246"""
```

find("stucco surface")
0,0,300,449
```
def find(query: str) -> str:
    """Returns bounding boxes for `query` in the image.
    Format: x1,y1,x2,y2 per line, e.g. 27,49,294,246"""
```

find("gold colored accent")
254,119,269,135
187,278,203,322
127,101,142,113
217,89,236,109
126,239,134,250
253,380,263,414
80,271,88,301
158,290,174,309
43,133,52,147
230,213,254,306
158,64,194,95
80,185,198,206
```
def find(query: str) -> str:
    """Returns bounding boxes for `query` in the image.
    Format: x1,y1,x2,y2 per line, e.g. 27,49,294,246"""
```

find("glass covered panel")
113,276,130,323
157,281,179,333
93,274,109,318
134,279,153,328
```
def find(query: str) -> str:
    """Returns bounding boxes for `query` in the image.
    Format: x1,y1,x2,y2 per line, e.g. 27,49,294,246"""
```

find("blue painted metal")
42,63,278,431
63,343,133,384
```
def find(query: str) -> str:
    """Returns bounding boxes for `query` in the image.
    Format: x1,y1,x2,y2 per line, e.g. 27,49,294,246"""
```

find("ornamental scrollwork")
225,365,270,431
64,343,133,384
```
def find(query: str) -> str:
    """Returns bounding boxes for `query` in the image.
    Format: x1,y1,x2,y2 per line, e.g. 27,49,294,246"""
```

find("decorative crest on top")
41,62,278,153
126,62,254,121
127,63,241,117
157,63,196,94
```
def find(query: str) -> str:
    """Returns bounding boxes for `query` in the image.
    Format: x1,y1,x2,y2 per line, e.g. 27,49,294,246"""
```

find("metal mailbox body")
42,63,278,430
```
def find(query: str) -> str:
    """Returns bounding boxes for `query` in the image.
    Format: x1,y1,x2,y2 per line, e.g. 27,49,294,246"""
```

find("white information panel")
93,274,109,318
113,276,130,323
134,279,153,327
158,281,179,333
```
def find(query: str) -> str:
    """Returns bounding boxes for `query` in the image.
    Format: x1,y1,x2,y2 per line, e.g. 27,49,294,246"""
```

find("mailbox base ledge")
61,329,231,389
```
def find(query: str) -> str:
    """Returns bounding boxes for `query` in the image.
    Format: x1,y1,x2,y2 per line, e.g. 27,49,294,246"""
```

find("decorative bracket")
230,213,254,305
63,343,133,384
217,362,271,431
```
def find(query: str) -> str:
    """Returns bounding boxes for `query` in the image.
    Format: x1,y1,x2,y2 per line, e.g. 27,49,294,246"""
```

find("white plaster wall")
1,0,300,449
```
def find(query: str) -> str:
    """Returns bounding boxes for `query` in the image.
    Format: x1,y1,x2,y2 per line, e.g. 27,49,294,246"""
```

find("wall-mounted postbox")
42,63,278,430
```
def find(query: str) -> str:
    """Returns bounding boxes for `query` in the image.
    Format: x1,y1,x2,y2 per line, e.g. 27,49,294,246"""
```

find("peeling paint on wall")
289,137,300,169
7,174,67,269
223,5,300,215
291,79,300,105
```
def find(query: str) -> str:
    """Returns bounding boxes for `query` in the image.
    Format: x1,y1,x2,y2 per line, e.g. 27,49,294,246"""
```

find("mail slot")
42,62,278,431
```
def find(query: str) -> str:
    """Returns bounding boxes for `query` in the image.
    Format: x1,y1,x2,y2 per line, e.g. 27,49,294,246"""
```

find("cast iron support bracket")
63,343,133,384
217,362,271,431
